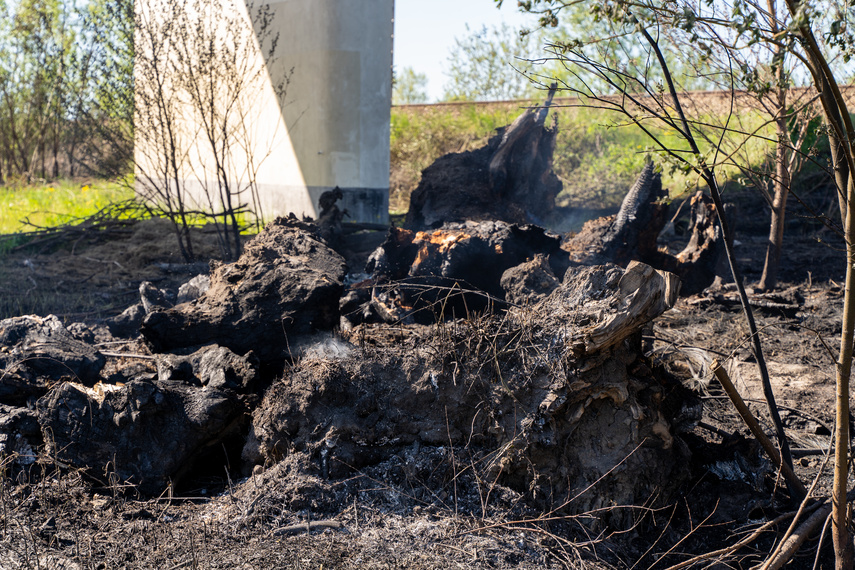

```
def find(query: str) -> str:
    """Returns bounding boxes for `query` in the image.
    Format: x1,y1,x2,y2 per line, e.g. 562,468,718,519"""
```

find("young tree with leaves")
442,23,545,101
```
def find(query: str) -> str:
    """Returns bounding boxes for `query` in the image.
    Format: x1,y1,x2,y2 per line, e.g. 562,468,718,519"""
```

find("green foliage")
442,23,546,101
393,66,429,105
0,0,132,181
444,12,719,106
552,108,655,208
0,0,74,179
0,179,134,233
81,0,134,176
552,106,772,207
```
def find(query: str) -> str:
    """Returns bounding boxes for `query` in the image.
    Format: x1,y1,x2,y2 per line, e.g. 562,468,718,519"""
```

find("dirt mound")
0,217,696,535
141,217,347,359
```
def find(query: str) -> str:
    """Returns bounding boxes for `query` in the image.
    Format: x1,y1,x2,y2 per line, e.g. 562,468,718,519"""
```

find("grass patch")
0,101,807,234
0,179,134,234
553,104,777,208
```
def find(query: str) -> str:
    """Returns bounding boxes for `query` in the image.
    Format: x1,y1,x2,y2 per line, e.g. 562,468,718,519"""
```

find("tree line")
0,0,133,183
0,0,284,263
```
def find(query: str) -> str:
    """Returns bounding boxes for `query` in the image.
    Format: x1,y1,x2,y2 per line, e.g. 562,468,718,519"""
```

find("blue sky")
393,0,540,101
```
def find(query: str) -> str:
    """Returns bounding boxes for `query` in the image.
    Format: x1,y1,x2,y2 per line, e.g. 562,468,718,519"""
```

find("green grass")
552,105,777,208
0,179,134,234
0,102,791,235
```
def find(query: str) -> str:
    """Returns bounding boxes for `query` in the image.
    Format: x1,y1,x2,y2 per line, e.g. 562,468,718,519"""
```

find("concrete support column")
135,0,393,224
263,0,393,223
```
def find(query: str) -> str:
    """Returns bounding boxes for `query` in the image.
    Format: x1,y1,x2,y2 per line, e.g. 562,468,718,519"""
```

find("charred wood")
567,175,724,295
347,221,571,326
37,376,246,493
0,315,105,406
564,162,669,266
649,192,724,295
248,261,693,525
406,90,562,230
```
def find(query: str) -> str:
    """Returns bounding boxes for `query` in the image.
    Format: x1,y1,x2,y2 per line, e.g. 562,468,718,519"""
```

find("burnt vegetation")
0,75,848,568
0,0,852,559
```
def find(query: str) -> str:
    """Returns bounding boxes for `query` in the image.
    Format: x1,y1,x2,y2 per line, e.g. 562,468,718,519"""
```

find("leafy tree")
441,16,720,100
80,0,134,177
0,0,133,182
442,23,545,101
0,0,73,180
393,66,429,104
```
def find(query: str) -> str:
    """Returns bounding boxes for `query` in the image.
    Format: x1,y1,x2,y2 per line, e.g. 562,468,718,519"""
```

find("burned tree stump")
247,261,694,525
405,88,562,229
566,167,724,295
565,162,669,265
651,192,724,295
141,217,347,360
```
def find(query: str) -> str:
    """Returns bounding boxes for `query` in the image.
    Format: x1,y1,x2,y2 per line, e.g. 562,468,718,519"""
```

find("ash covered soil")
0,203,848,569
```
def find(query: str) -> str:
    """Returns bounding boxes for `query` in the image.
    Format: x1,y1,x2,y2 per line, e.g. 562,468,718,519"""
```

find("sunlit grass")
0,179,135,234
0,101,786,235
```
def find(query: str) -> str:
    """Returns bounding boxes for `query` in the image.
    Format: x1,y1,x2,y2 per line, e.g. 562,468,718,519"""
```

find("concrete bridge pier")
135,0,394,225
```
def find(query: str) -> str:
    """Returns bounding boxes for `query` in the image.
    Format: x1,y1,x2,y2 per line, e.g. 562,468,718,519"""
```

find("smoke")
296,333,354,361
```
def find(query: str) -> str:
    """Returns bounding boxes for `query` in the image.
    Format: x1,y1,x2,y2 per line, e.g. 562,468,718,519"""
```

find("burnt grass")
0,191,849,569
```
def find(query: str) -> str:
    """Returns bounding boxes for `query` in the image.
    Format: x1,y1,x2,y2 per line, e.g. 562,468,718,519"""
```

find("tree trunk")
834,173,855,570
758,86,790,292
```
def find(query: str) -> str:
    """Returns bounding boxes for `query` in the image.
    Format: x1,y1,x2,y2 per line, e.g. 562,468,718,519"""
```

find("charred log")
0,315,106,406
347,221,571,325
565,162,669,265
316,186,346,252
156,344,259,392
104,304,146,338
139,281,175,314
405,89,562,230
37,377,246,493
648,192,724,295
566,168,724,295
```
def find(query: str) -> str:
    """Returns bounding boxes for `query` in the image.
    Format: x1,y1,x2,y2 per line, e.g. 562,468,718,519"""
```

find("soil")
0,196,850,569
